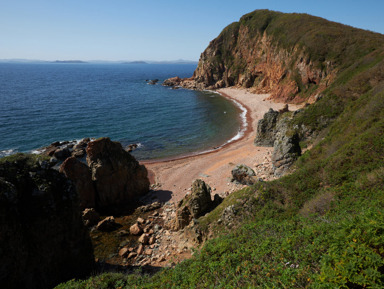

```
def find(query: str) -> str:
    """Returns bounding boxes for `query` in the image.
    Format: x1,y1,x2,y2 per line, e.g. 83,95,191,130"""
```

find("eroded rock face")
254,108,279,146
0,155,94,289
272,117,301,177
255,110,302,177
60,156,96,209
172,179,221,230
164,11,338,103
86,138,150,209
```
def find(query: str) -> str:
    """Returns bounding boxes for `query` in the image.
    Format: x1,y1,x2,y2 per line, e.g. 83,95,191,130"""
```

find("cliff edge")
165,10,384,103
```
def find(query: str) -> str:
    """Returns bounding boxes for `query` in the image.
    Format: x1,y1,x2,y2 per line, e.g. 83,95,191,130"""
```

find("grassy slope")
57,11,384,288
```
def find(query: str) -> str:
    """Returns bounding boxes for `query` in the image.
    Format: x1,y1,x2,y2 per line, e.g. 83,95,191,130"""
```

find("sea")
0,63,244,160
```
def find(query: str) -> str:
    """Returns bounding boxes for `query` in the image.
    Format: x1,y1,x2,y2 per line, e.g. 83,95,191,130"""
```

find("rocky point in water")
0,154,94,289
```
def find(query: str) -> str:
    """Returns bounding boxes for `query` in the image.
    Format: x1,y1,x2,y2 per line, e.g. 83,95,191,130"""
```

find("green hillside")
58,10,384,288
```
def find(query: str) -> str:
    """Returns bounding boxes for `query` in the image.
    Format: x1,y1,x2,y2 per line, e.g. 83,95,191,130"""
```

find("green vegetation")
58,10,384,288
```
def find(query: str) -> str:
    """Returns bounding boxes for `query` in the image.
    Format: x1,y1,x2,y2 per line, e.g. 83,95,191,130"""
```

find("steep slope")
168,10,384,103
58,10,384,288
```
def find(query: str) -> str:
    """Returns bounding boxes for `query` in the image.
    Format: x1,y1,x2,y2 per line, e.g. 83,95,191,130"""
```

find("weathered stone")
119,247,129,257
82,208,100,227
0,154,94,289
254,108,279,146
128,252,137,259
129,223,142,235
163,76,181,86
144,249,153,255
53,147,71,160
148,236,156,245
137,201,162,212
86,137,150,210
60,156,95,209
231,164,257,185
137,217,145,224
96,216,117,232
272,117,301,177
172,179,217,230
137,244,144,255
138,234,149,244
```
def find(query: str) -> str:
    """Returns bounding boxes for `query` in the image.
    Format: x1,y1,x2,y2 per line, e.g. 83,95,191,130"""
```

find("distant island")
122,61,148,64
53,60,87,64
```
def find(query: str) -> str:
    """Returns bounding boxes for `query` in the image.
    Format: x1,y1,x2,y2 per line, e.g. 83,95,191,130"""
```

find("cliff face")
167,10,384,103
0,155,94,289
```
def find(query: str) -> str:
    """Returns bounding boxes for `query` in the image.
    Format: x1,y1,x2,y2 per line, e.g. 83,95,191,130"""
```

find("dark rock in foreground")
0,154,94,289
86,137,150,210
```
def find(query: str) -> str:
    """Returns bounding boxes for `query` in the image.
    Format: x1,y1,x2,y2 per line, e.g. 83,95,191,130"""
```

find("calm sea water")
0,63,242,160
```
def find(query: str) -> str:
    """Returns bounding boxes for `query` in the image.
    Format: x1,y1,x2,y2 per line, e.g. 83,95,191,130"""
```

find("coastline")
144,87,301,203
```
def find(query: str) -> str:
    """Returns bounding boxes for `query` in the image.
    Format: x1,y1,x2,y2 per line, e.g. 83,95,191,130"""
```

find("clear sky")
1,0,383,61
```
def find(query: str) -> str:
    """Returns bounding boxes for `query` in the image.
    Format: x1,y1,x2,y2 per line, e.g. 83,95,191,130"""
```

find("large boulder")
172,179,221,230
254,108,279,146
231,164,257,185
0,154,94,289
86,137,150,209
60,156,96,209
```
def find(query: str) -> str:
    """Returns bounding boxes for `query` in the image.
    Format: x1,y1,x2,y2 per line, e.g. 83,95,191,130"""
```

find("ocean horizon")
0,63,242,160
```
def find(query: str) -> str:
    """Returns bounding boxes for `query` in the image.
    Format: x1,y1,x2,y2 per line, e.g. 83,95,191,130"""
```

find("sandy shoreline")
143,87,299,203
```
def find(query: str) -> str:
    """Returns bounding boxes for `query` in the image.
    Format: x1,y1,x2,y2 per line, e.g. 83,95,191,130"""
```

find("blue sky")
1,0,383,61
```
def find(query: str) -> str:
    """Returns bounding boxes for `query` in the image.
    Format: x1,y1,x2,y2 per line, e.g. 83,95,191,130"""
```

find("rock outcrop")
231,164,257,185
164,10,384,103
58,137,150,212
0,154,94,289
255,109,301,176
60,156,96,209
272,117,301,177
172,179,222,230
254,108,279,146
86,137,150,210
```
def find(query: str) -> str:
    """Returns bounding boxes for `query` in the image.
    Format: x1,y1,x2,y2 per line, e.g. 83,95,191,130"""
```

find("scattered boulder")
130,223,142,235
254,108,279,146
138,234,150,245
60,156,96,209
86,137,150,210
119,248,129,258
0,154,94,289
82,208,100,227
172,179,219,230
231,164,257,185
96,216,118,232
137,244,144,255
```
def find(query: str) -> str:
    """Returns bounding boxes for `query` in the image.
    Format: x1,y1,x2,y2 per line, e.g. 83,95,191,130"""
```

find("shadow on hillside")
94,261,164,276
